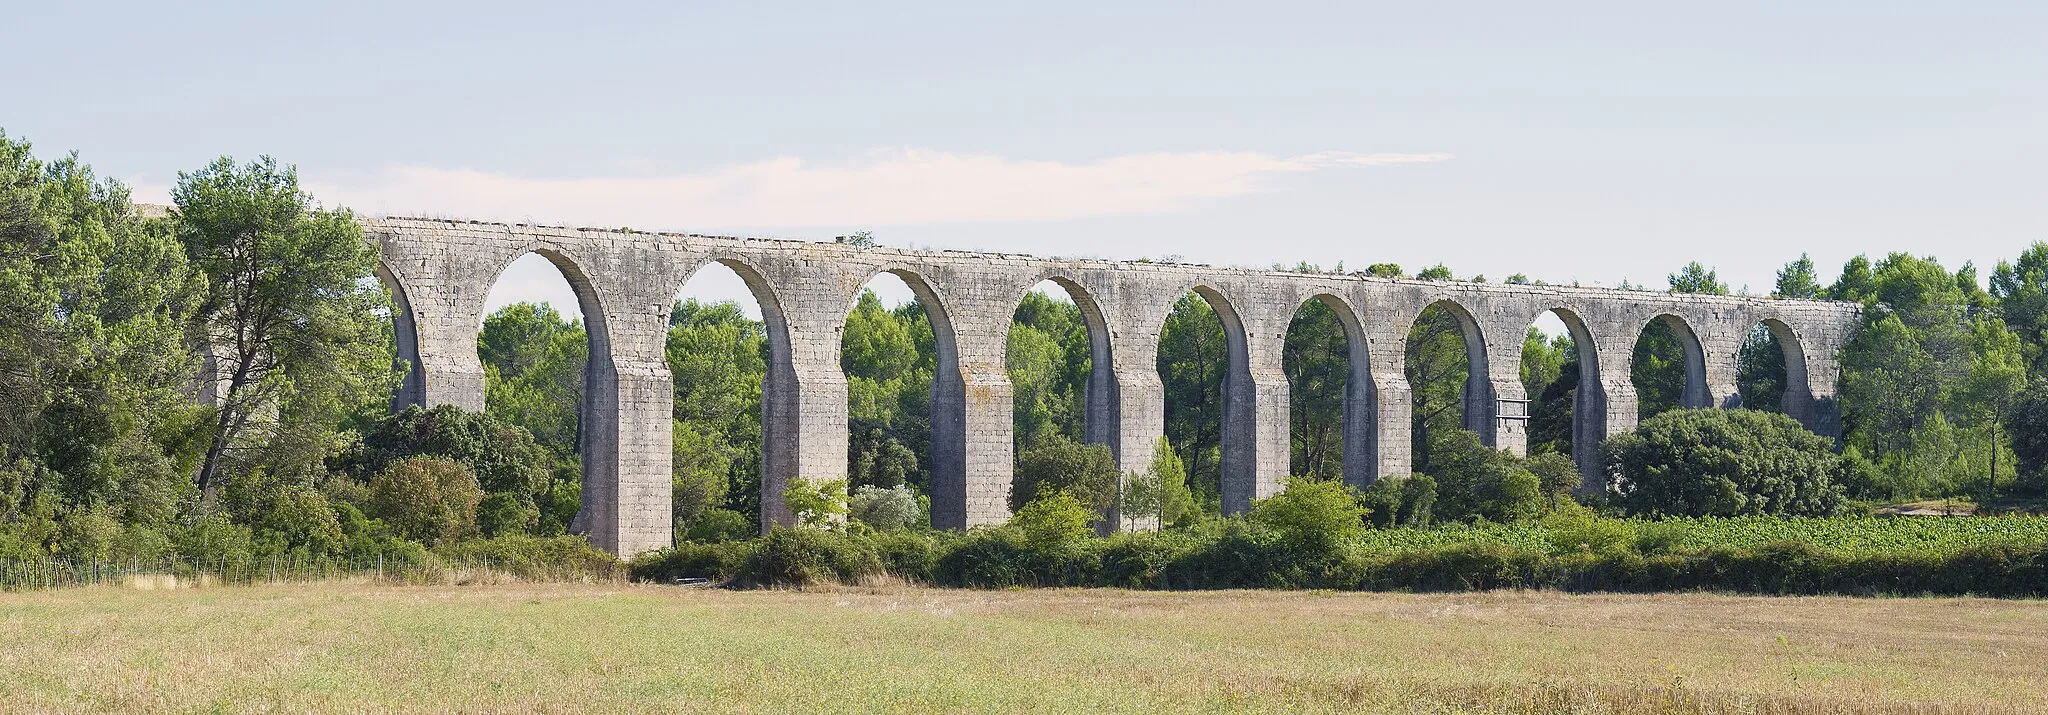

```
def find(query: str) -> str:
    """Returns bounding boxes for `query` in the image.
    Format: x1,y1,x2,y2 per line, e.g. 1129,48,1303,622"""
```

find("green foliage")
1159,293,1226,502
1007,290,1092,451
1737,324,1788,412
1631,317,1689,420
0,131,202,536
1426,429,1544,523
1149,437,1197,528
669,298,767,524
839,290,935,495
1604,409,1845,517
782,476,847,528
1405,304,1470,474
1011,434,1119,517
1359,474,1436,528
368,457,484,547
1010,491,1094,549
1992,242,2048,376
346,405,554,504
481,302,586,456
1667,261,1729,295
1284,299,1351,479
679,507,755,543
2004,387,2048,492
1248,477,1367,553
476,492,540,538
849,484,920,531
176,155,392,503
1774,254,1824,299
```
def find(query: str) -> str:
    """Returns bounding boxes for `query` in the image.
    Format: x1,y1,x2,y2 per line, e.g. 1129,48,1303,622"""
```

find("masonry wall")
366,218,1862,558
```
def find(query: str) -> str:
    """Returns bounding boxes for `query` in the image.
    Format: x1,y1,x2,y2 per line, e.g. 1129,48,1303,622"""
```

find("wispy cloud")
301,148,1451,229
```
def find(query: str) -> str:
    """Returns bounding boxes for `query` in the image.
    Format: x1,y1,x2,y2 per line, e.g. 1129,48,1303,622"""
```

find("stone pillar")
1699,322,1744,410
761,333,849,531
1802,353,1845,441
576,309,675,558
1221,353,1289,515
930,312,1015,530
1483,338,1530,456
1360,311,1414,485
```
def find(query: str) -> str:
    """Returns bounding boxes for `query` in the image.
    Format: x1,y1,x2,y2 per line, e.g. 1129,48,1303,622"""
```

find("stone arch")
841,266,973,528
1634,312,1710,417
1290,292,1375,485
672,255,798,531
1745,316,1814,423
1006,272,1118,451
1520,306,1606,482
372,260,425,410
1156,282,1263,514
1411,298,1494,437
475,246,618,537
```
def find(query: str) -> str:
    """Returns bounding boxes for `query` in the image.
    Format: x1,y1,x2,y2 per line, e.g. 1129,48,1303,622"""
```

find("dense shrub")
1009,491,1094,548
1247,477,1366,554
345,405,555,502
1359,473,1436,528
439,534,620,580
849,484,920,530
1604,409,1846,517
680,507,755,543
1012,435,1119,516
368,457,484,547
1428,430,1543,522
476,492,540,537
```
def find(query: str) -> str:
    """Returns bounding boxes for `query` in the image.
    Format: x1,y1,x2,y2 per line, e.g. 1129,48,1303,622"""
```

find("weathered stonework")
365,218,1861,558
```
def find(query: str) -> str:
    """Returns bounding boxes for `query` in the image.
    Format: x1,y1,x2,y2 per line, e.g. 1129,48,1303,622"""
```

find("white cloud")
304,148,1451,229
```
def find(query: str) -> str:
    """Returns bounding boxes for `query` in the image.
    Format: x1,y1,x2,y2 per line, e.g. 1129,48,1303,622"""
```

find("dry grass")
0,583,2044,713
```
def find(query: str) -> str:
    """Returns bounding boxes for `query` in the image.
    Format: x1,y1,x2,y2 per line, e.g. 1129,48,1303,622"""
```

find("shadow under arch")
373,260,424,411
1007,274,1119,450
1635,312,1710,417
1411,298,1495,441
1525,306,1608,485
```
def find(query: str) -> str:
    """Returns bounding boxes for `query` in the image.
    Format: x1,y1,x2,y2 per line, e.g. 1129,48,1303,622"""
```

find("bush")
346,405,555,502
747,528,882,587
1012,435,1119,517
849,484,920,530
1427,429,1543,522
680,507,755,543
1604,409,1845,517
1359,474,1436,528
368,457,485,547
783,477,847,528
1248,477,1366,554
1010,491,1094,549
476,492,540,538
440,534,619,580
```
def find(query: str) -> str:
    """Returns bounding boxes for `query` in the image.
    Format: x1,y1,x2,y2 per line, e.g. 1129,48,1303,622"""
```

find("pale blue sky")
7,2,2044,321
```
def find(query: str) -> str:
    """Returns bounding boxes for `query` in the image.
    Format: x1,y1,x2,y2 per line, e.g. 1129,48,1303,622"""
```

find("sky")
6,2,2045,323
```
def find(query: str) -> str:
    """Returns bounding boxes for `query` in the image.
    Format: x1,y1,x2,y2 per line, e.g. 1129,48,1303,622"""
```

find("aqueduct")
367,218,1862,557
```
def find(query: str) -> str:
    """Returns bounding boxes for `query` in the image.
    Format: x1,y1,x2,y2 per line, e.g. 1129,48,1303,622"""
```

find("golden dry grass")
0,582,2043,713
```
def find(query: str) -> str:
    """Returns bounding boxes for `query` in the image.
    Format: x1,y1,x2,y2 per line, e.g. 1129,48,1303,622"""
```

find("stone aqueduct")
366,218,1862,557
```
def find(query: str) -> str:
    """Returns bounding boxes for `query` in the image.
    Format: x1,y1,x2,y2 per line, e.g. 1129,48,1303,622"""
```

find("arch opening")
1006,278,1119,519
1521,308,1603,485
839,270,950,527
1282,295,1367,481
1405,300,1489,475
476,250,613,537
1158,288,1248,515
1630,313,1707,421
667,258,781,542
1737,319,1804,415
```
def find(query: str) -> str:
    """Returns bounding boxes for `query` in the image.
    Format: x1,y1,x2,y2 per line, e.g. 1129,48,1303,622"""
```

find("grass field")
2,582,2045,714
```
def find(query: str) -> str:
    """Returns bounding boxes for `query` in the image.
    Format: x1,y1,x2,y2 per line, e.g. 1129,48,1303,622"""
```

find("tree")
176,156,391,506
2007,387,2048,493
1148,436,1196,528
1011,434,1119,517
1991,242,2048,376
849,484,920,530
482,303,587,456
782,477,847,528
1358,473,1436,528
668,298,767,524
346,405,554,502
1008,490,1091,548
1668,261,1729,295
1283,299,1351,479
1158,293,1226,503
1425,429,1544,523
1737,325,1787,412
1405,305,1470,474
1603,409,1845,517
1774,254,1824,299
0,131,202,536
368,457,485,546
